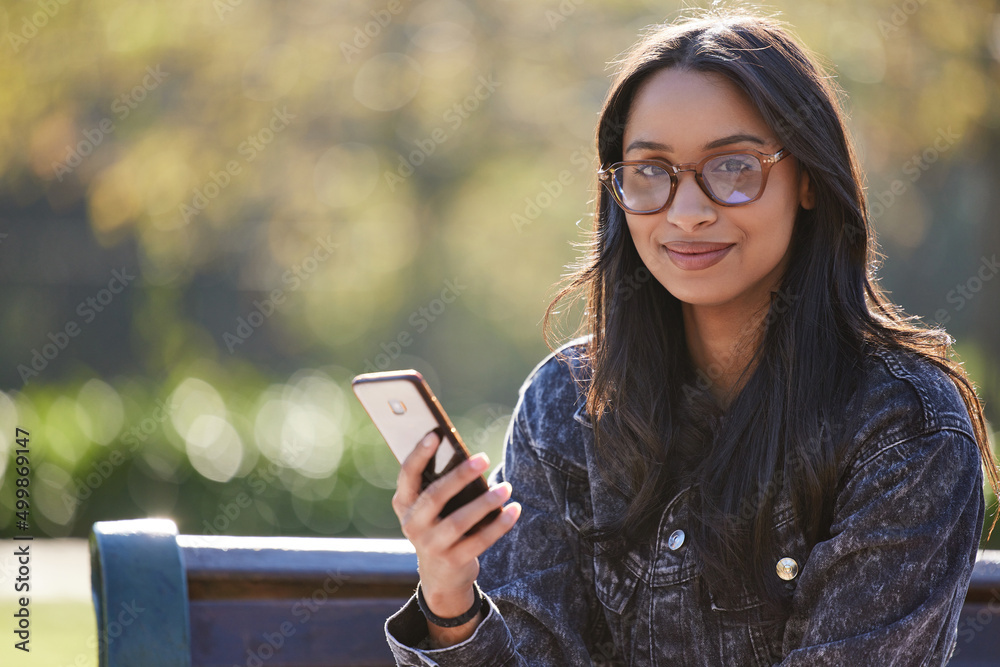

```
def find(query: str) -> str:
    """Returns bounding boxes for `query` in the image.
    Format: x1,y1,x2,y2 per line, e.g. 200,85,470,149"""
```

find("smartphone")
352,369,502,536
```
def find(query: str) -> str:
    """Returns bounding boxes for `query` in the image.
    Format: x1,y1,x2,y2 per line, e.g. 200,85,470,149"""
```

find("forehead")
623,68,772,151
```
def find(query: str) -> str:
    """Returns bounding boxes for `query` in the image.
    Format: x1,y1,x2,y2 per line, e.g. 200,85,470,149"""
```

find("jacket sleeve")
777,425,986,666
384,391,611,666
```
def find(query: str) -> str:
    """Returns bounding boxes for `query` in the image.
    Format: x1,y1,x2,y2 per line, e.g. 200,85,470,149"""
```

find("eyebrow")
624,133,767,154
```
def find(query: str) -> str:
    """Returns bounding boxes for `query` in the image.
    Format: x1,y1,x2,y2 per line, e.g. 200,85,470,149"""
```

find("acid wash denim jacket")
385,336,986,666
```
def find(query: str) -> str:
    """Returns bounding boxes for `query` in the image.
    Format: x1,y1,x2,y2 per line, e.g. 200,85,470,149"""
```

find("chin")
661,280,737,307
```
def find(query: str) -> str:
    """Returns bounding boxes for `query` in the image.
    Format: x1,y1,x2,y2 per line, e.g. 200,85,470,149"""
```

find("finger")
424,481,514,552
448,501,522,564
434,481,512,545
394,429,441,511
408,452,491,528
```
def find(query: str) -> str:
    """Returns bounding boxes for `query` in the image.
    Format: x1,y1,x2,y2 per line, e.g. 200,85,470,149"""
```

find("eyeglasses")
598,148,790,214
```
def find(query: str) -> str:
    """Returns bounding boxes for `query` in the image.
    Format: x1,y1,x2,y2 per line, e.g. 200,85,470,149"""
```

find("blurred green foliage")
0,0,998,548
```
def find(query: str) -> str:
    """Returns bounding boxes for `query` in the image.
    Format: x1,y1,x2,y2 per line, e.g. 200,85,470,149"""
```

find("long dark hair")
543,7,1000,616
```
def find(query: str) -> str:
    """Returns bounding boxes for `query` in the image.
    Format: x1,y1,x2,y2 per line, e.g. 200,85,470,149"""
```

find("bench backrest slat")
190,598,408,667
91,519,1000,667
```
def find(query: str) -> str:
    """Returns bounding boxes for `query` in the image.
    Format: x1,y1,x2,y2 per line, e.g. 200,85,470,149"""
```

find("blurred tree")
0,0,996,547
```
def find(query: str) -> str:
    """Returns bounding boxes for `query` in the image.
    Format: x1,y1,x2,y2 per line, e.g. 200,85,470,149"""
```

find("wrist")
417,580,484,628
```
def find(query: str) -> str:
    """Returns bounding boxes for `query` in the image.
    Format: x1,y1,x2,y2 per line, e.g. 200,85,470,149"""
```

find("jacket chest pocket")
564,471,592,534
561,471,644,664
593,542,646,666
563,472,644,619
594,546,643,615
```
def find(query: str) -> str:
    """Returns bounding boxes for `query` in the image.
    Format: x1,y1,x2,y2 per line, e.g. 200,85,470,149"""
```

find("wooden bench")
89,518,1000,666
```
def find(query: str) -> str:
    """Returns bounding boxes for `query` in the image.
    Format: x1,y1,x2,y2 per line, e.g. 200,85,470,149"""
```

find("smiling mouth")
662,243,735,270
663,242,735,254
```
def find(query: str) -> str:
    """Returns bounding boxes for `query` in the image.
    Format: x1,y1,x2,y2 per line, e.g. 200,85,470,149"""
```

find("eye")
630,163,669,179
709,156,757,174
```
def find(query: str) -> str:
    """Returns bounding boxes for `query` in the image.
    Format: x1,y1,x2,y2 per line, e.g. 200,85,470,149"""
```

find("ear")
797,161,816,210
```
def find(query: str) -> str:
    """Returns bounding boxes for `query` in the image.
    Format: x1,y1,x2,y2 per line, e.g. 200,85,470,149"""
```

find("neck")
682,296,772,407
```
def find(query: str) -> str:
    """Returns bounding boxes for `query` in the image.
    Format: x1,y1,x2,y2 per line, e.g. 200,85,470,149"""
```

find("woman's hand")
391,429,522,645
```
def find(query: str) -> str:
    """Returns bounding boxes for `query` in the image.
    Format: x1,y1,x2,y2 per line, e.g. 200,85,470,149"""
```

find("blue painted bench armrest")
90,518,192,667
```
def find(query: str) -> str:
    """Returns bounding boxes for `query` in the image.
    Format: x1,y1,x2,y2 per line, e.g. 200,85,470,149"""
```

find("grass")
0,601,97,667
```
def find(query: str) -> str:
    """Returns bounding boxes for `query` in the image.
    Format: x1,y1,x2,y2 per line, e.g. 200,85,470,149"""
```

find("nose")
665,170,716,232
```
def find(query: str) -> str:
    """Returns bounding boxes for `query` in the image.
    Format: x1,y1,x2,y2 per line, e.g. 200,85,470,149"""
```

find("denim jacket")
385,337,986,666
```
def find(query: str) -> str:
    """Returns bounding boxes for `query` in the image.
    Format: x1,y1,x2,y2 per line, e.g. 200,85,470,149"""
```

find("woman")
384,8,999,665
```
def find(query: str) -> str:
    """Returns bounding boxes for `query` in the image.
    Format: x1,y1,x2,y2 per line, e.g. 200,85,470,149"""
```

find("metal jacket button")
776,557,799,581
668,529,685,550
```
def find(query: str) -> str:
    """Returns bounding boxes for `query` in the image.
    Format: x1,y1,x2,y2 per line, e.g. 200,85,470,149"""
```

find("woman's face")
619,67,814,311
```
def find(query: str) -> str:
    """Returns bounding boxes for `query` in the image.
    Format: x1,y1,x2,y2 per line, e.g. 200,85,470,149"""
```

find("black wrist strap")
416,580,484,628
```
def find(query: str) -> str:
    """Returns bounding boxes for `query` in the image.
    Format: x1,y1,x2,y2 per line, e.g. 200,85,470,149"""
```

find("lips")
662,241,735,271
663,242,735,254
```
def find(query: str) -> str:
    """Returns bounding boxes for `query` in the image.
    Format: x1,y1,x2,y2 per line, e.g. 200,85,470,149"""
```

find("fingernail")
490,483,510,500
422,433,436,448
470,455,488,471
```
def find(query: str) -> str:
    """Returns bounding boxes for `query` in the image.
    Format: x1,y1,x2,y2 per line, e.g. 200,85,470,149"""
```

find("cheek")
750,214,791,247
740,181,799,250
731,207,796,270
762,171,802,230
624,214,656,257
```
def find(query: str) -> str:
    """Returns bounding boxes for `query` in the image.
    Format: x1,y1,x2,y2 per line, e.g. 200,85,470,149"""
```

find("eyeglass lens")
613,153,764,210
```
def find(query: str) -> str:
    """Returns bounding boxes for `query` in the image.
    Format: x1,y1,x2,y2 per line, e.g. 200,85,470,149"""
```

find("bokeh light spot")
313,142,380,208
353,52,423,111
